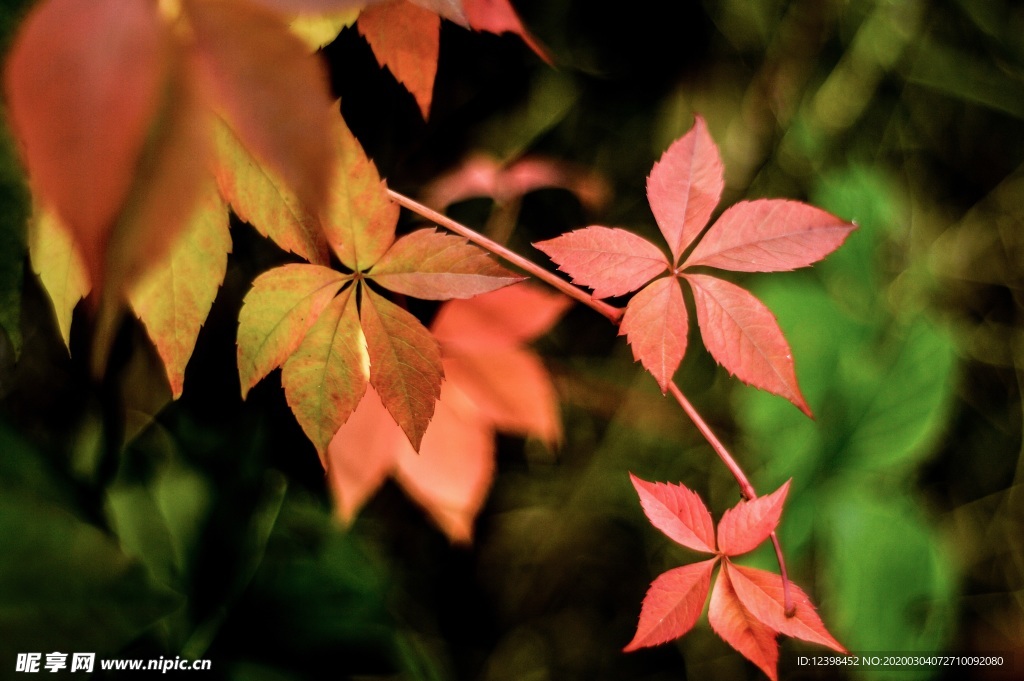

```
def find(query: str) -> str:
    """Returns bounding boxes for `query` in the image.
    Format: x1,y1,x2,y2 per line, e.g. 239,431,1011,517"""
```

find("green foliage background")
1,0,1022,679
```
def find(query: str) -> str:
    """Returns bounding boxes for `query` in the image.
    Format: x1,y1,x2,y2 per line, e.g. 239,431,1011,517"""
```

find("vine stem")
387,187,795,616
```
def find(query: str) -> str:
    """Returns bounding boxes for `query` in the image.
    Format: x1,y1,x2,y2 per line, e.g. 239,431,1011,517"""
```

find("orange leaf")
129,185,231,398
236,264,348,398
282,285,369,457
185,0,336,215
361,286,443,450
4,0,170,295
709,564,779,681
358,0,440,119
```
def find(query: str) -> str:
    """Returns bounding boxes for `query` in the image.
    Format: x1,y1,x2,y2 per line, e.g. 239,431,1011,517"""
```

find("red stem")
387,187,795,616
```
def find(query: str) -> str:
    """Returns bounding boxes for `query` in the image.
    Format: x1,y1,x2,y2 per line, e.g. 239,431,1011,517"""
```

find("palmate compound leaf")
358,0,441,120
709,564,779,681
686,274,810,416
619,277,688,394
533,226,669,299
236,264,348,398
716,480,790,557
282,285,369,458
623,559,717,652
129,185,232,398
369,228,523,299
3,0,170,297
629,474,715,553
361,286,444,451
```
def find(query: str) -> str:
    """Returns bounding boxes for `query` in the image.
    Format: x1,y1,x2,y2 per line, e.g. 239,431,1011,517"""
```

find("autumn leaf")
536,116,854,408
629,473,714,553
328,283,568,541
463,0,551,63
358,0,440,120
618,277,688,393
623,559,716,652
626,475,844,678
27,208,91,351
369,228,524,299
129,185,232,398
282,285,369,456
709,565,779,681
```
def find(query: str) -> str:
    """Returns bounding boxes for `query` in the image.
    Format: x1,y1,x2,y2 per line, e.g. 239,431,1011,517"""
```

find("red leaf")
534,226,669,299
620,277,688,393
717,481,790,557
709,564,779,681
463,0,551,63
686,274,810,416
629,474,715,553
646,116,724,264
728,564,847,654
361,286,444,450
358,0,440,119
236,264,348,398
369,228,523,299
409,0,467,25
623,559,716,652
3,0,169,295
430,281,571,351
282,285,369,457
185,0,335,214
683,200,856,272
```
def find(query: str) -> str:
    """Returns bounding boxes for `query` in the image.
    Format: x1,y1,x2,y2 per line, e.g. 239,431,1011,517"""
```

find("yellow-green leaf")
282,285,368,459
237,263,347,398
129,185,231,398
290,10,360,51
28,207,91,351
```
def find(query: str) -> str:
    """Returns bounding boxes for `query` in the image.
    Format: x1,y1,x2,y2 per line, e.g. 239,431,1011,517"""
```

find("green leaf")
237,263,347,398
369,228,523,300
361,286,443,450
281,285,368,459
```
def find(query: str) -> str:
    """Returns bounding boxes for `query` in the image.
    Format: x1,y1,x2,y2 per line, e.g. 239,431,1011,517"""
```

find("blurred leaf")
0,124,27,356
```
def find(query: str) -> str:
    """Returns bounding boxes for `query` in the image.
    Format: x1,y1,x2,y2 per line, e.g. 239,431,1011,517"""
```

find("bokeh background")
1,0,1023,679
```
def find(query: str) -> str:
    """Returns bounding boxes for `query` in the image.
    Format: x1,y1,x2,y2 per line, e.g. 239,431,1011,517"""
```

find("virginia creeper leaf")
686,274,810,416
361,286,443,450
129,186,231,399
358,0,440,120
629,474,715,553
28,208,91,351
442,350,560,445
213,118,329,264
369,228,523,299
646,115,724,263
623,559,716,652
684,200,855,272
728,563,847,654
534,226,668,299
709,564,779,681
282,285,369,457
3,0,169,295
322,119,399,270
185,0,335,214
236,264,347,398
620,277,688,393
463,0,551,63
717,481,790,557
430,281,571,351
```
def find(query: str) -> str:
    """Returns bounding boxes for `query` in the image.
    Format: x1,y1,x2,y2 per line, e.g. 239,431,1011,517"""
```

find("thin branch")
388,186,795,616
386,189,624,324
